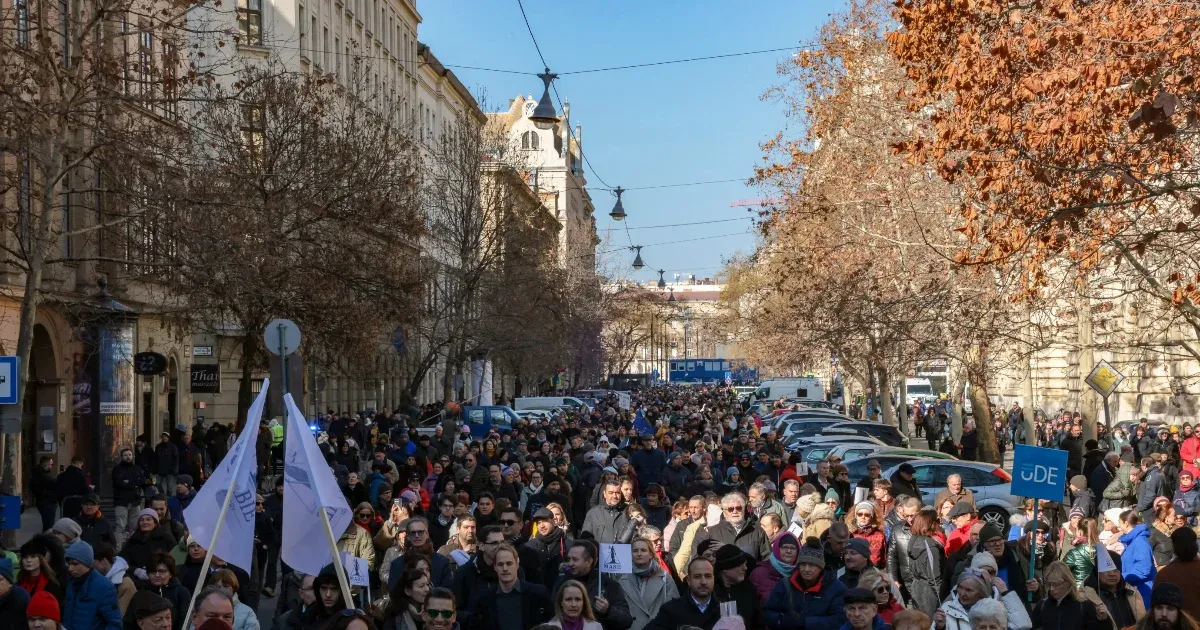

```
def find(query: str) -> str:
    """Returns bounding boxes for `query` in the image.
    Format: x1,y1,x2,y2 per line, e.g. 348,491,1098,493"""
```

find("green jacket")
1102,462,1136,503
1064,543,1095,588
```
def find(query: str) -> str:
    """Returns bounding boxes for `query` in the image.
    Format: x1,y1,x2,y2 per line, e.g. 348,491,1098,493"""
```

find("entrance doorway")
22,324,59,500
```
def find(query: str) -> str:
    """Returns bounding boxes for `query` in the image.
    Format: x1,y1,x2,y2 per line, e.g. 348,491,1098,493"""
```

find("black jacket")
643,595,721,630
905,534,943,618
693,514,771,562
715,578,762,629
134,579,191,630
524,528,572,590
1060,435,1087,473
463,580,553,630
1031,595,1105,630
581,502,632,544
0,587,29,630
552,569,633,630
154,442,180,475
885,522,913,587
55,465,90,499
887,472,921,504
120,527,178,571
112,462,148,504
76,512,116,549
31,467,56,505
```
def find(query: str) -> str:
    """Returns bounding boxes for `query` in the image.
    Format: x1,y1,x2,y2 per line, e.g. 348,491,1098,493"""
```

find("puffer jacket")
1101,462,1137,510
1118,524,1156,606
937,585,1032,630
804,505,836,542
581,501,632,544
763,569,847,630
851,525,886,568
64,568,122,630
1064,543,1096,588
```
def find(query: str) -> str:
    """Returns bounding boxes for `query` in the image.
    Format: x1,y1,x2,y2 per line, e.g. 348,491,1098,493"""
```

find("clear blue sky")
418,0,844,284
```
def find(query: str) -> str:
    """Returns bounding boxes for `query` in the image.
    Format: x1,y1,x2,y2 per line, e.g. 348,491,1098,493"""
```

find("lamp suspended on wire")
630,246,645,270
528,69,560,130
657,269,666,288
610,186,627,221
667,287,676,303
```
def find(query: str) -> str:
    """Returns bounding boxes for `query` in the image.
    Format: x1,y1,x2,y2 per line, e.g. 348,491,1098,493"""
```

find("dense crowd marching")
5,385,1200,630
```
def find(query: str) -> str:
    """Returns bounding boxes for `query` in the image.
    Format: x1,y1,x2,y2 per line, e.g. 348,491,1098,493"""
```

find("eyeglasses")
873,586,889,594
855,512,872,518
408,529,428,537
426,608,455,620
356,512,372,519
500,519,518,526
480,540,501,547
723,506,744,512
983,538,1005,546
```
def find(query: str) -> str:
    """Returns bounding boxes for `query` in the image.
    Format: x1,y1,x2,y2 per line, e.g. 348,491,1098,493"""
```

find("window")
311,16,317,60
16,0,28,46
298,6,306,56
60,0,70,66
334,36,340,75
490,409,510,427
138,28,153,99
60,161,73,258
521,130,539,150
241,104,265,154
238,0,262,46
418,103,424,142
163,43,178,116
468,409,484,425
121,16,130,94
323,27,330,69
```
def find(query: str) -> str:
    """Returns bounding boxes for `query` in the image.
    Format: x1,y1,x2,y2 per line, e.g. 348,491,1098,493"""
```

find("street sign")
134,352,168,376
1011,444,1069,502
0,496,20,529
193,346,213,357
0,356,19,405
724,371,732,385
1085,360,1125,397
265,319,301,356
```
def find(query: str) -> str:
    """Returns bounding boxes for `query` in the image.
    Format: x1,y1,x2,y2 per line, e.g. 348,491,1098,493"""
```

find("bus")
668,359,758,384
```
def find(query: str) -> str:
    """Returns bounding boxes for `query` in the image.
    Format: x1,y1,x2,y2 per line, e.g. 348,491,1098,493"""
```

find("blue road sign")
0,356,18,405
0,495,20,529
1011,444,1069,502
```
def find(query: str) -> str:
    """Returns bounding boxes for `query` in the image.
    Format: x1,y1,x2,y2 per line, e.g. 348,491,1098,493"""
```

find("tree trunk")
866,357,878,421
236,330,258,433
441,351,455,402
965,342,1000,463
877,365,895,427
1077,295,1099,441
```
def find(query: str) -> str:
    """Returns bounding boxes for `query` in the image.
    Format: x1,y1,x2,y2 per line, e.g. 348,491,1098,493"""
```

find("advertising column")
96,323,136,497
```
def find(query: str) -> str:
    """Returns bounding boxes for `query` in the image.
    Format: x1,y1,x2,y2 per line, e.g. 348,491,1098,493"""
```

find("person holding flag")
1081,544,1145,630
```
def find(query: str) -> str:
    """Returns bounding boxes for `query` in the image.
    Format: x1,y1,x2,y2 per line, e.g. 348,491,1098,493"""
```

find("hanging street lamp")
631,246,645,270
610,186,627,221
657,269,666,288
528,69,561,130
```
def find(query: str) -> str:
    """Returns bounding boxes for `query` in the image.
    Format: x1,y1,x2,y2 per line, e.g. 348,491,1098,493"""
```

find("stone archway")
22,323,59,500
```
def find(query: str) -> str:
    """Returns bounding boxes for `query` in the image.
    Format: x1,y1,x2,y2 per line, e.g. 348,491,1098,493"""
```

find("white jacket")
934,586,1032,630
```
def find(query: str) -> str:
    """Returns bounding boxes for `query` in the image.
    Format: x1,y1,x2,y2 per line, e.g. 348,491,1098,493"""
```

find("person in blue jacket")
1118,509,1157,608
765,544,847,630
62,540,122,630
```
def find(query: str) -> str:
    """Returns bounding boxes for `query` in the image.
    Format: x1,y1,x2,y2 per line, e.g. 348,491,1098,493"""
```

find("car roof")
872,447,957,459
791,435,886,446
827,421,901,430
881,460,1000,475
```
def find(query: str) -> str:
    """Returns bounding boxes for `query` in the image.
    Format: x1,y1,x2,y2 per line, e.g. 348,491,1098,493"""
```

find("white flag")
340,551,370,587
598,543,634,574
182,379,268,573
1096,542,1117,573
282,393,353,576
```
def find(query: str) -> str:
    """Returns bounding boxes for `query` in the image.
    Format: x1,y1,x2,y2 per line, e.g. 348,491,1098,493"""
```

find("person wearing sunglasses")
693,493,770,564
337,503,376,570
421,587,458,630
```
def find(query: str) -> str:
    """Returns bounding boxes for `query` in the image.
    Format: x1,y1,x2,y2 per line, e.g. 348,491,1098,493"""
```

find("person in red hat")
27,590,61,630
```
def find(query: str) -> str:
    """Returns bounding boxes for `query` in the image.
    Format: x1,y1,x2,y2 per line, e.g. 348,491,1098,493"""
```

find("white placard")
340,551,370,586
617,392,631,410
599,543,633,574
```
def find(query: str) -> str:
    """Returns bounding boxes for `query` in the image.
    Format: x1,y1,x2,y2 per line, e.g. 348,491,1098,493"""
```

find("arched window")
521,130,540,150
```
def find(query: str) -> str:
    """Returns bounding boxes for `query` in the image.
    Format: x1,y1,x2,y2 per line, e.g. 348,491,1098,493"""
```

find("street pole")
278,322,289,401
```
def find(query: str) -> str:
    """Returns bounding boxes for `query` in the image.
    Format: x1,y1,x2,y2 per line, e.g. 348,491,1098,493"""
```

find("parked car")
785,434,886,456
802,442,894,465
880,460,1017,532
826,421,910,448
778,418,847,442
516,410,553,423
871,447,957,460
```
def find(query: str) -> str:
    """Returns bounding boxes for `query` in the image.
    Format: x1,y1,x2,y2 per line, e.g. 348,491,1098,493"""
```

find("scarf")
560,618,585,630
654,548,669,573
538,526,566,557
18,572,49,597
770,553,797,578
633,562,657,577
1181,478,1196,493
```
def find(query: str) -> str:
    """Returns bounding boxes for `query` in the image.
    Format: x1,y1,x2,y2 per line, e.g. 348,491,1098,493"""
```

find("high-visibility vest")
271,423,284,446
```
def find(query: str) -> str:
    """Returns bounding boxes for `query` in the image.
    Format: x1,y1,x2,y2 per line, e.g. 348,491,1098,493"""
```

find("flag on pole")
182,379,269,573
598,543,634,574
281,393,353,576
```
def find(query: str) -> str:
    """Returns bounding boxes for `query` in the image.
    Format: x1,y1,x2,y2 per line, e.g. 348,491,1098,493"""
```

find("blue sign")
0,495,20,529
0,356,18,405
1011,444,1069,502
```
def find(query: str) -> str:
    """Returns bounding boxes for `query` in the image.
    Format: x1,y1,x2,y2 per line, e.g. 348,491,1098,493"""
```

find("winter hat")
762,481,777,492
1152,582,1184,609
50,518,82,541
1103,507,1126,527
400,489,419,506
532,508,554,522
1023,520,1050,533
970,552,999,573
1070,475,1088,490
948,501,975,519
844,587,876,605
697,538,723,559
604,466,619,475
130,591,173,620
772,532,800,559
824,488,840,503
0,558,12,585
26,591,61,621
177,474,194,488
1069,507,1085,519
845,537,871,560
136,508,160,523
66,539,95,567
796,545,825,568
714,544,748,572
613,457,629,468
978,523,1004,543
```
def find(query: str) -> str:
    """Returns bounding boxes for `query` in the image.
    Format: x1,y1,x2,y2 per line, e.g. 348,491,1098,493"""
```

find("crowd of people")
6,385,1200,630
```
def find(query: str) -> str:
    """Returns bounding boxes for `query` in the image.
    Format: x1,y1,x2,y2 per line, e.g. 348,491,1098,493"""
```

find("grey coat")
617,568,680,630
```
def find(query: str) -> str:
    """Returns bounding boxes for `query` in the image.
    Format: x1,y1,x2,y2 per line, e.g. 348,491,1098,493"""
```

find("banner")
341,551,371,587
182,379,268,572
633,408,654,435
281,393,353,575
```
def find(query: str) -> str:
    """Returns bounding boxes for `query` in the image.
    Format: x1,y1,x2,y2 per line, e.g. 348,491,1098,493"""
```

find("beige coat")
338,524,376,567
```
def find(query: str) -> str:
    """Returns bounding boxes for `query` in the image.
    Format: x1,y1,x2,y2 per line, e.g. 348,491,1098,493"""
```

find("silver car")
881,460,1019,532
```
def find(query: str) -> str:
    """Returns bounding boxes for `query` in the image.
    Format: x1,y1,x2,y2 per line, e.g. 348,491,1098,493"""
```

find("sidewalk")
12,507,45,547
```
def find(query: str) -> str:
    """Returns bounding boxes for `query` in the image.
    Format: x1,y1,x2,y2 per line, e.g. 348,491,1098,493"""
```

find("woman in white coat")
618,538,680,630
934,568,1031,630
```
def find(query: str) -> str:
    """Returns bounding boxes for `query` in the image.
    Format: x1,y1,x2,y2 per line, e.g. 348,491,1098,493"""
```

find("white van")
756,377,825,402
514,397,588,412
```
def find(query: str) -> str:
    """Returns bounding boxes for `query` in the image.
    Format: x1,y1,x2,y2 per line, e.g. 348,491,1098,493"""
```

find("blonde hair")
210,568,240,592
554,579,595,622
1042,561,1078,600
858,568,889,592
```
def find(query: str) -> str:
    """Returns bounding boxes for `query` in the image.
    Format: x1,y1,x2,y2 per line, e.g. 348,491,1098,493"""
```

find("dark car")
826,421,910,448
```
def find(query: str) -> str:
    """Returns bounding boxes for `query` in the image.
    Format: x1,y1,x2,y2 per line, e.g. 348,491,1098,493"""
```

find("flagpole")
320,506,355,606
180,478,239,630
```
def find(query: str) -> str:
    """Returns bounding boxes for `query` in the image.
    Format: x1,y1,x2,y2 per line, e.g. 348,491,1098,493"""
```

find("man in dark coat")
553,540,633,630
693,495,770,563
463,544,553,630
1060,423,1086,477
55,456,91,520
154,432,180,496
76,494,115,550
644,556,721,630
888,464,922,504
31,456,58,532
712,545,763,628
581,480,631,544
111,447,147,547
1090,452,1121,506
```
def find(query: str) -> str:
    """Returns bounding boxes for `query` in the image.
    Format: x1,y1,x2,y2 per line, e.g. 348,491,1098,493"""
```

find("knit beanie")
26,591,61,621
66,539,95,567
978,523,1003,543
130,591,173,620
136,508,160,523
970,552,999,573
845,537,871,560
50,518,82,541
796,545,825,569
0,557,12,585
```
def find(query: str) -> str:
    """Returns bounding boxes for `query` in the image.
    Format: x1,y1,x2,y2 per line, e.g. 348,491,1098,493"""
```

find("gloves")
134,568,148,581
